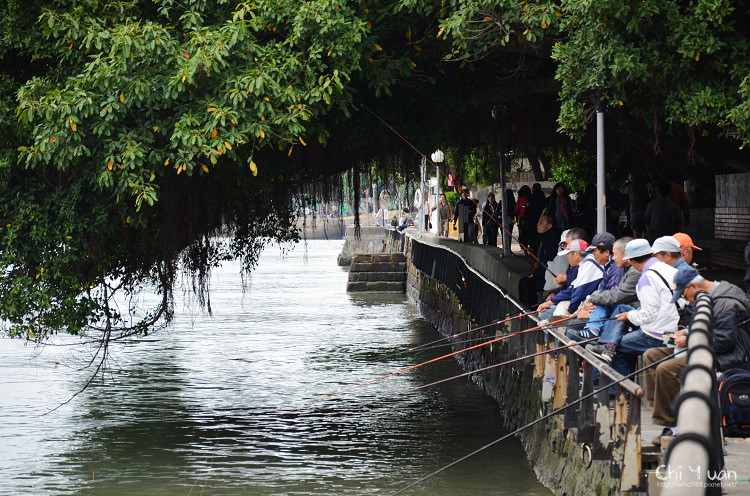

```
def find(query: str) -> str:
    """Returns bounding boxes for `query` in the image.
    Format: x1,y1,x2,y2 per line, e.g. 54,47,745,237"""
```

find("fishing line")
359,103,556,277
354,336,599,411
370,312,614,364
367,309,540,364
353,316,619,411
270,316,574,419
389,348,687,495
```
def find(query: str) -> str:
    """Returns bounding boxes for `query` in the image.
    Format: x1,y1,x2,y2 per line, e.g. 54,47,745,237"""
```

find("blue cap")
623,238,652,260
671,267,700,303
587,232,616,251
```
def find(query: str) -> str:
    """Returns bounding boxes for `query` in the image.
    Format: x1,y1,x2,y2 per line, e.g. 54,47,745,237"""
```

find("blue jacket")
597,257,623,292
551,254,605,313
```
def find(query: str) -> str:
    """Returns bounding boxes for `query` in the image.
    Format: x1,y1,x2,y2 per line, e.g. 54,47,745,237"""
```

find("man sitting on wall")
543,228,589,297
518,214,560,307
536,236,605,320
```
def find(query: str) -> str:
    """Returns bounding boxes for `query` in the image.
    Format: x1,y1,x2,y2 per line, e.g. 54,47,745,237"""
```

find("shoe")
586,343,614,364
652,427,676,447
578,327,600,339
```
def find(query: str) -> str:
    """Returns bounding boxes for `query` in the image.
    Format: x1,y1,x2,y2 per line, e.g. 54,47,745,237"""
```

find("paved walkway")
640,402,750,494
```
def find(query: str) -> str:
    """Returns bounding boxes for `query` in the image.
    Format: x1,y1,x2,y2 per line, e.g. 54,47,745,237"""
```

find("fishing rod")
271,315,574,419
367,309,540,364
371,311,614,364
355,336,599,411
420,315,619,353
389,347,687,496
360,103,557,278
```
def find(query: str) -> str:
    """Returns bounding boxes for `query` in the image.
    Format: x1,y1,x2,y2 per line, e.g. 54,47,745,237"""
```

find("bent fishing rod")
360,103,557,278
389,347,687,496
270,315,574,419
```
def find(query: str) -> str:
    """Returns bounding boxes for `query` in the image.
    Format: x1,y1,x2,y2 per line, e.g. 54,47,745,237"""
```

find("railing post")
564,349,580,428
662,291,722,496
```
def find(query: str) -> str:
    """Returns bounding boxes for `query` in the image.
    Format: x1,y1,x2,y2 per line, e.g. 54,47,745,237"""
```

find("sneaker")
586,343,614,364
578,327,600,339
652,427,676,447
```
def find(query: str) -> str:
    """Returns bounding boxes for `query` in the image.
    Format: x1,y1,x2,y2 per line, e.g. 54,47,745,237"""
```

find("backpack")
718,368,750,437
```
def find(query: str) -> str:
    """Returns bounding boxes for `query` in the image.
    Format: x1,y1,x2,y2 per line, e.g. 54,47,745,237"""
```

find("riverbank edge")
393,233,623,496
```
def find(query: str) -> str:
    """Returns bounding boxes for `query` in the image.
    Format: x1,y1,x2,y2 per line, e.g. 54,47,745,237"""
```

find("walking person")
619,171,651,238
481,192,502,247
645,181,681,243
515,185,531,248
453,189,478,243
525,183,547,253
431,193,453,237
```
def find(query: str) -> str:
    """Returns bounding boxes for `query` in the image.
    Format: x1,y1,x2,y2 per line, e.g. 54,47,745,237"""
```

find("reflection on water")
0,240,549,495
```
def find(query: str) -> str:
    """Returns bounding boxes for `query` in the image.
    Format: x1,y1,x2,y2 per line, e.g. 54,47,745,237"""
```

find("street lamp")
431,150,444,236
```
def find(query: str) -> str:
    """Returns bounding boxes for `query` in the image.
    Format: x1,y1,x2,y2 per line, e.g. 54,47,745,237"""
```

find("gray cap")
623,238,652,260
651,236,681,254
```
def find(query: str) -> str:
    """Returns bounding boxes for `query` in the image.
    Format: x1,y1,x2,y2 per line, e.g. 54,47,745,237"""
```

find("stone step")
350,261,407,273
351,253,406,264
347,271,407,282
346,281,406,293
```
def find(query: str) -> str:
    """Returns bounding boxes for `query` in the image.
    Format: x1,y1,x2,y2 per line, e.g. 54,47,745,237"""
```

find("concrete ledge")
346,281,406,292
350,261,407,273
348,271,406,282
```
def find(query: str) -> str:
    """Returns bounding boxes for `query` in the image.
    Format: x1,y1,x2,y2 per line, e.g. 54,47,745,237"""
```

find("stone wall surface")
337,225,388,266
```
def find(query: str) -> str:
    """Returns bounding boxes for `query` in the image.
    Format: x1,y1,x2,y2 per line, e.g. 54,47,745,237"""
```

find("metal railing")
662,291,723,496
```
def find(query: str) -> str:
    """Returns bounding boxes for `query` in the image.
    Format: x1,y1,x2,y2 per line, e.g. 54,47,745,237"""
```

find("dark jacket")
545,194,574,230
710,282,750,371
530,227,561,290
481,200,502,228
454,197,477,225
525,190,546,227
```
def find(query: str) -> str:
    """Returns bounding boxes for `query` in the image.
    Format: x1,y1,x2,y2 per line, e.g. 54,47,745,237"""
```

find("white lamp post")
431,150,444,236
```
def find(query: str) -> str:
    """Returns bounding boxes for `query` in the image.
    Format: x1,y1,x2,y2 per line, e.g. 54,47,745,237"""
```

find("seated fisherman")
518,214,560,307
651,235,691,271
643,267,750,445
543,228,589,296
536,238,605,319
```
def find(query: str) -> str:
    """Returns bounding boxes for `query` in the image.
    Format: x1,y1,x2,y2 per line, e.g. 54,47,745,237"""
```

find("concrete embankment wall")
337,225,389,266
392,231,625,496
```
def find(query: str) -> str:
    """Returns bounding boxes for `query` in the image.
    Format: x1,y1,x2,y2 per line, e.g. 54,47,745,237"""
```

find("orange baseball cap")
673,232,702,250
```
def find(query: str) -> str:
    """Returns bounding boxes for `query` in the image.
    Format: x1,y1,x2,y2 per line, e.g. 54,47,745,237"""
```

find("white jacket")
626,257,679,339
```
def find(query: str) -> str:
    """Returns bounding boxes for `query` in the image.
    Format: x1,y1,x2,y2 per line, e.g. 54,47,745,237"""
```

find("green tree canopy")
3,0,750,347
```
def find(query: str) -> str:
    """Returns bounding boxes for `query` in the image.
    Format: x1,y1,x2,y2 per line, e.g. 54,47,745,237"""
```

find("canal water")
0,239,549,495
